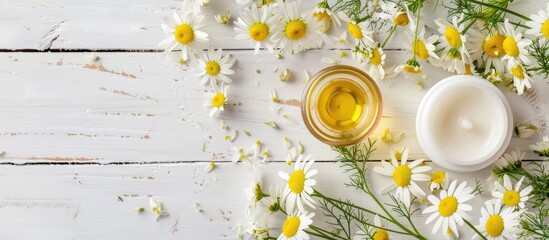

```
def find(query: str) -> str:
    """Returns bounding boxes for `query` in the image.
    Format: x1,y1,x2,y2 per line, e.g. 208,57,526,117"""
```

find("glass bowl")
301,65,383,146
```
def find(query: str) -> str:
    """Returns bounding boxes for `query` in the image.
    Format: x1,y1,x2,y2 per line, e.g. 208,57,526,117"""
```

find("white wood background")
0,0,547,239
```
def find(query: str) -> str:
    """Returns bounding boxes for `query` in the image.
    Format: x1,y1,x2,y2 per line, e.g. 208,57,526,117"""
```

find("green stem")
317,193,418,237
464,219,488,240
313,191,393,223
467,0,531,21
381,25,397,48
411,3,422,61
509,21,530,29
462,20,476,34
307,225,347,240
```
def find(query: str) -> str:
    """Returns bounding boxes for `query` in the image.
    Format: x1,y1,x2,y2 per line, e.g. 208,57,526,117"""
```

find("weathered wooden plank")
0,161,529,239
0,0,538,50
0,50,546,163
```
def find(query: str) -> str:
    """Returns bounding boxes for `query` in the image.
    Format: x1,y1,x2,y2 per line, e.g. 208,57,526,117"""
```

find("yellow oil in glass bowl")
301,65,382,146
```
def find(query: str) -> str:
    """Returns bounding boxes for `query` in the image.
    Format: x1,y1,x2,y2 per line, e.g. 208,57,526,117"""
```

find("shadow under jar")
301,65,383,146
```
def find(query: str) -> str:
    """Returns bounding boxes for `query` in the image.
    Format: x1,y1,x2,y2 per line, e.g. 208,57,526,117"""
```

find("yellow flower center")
403,65,421,74
485,215,504,237
315,11,333,23
315,11,333,32
370,49,382,65
413,40,430,60
373,229,390,240
288,170,306,193
511,65,525,79
205,61,221,76
174,24,195,45
211,93,226,108
483,34,505,58
394,13,409,26
503,36,519,57
282,216,301,237
249,23,270,42
465,64,473,75
445,27,462,48
392,165,412,187
438,196,458,217
431,171,446,184
542,19,549,39
285,20,307,40
503,190,521,207
348,22,363,39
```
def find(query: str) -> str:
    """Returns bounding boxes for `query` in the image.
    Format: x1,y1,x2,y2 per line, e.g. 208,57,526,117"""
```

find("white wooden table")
0,0,546,239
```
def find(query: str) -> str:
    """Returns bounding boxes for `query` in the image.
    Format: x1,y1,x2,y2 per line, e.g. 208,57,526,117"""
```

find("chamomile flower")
159,11,209,61
245,178,269,206
493,150,524,174
473,200,522,239
149,198,169,221
373,148,431,206
526,2,549,39
429,171,447,192
374,1,398,21
279,155,317,213
342,17,374,46
423,180,475,237
352,45,387,81
395,58,423,76
196,48,235,86
435,15,471,74
514,121,539,139
215,9,231,24
469,32,506,74
313,2,341,33
506,59,532,95
405,25,439,61
277,212,314,240
204,84,229,118
272,0,322,54
492,175,532,211
234,5,279,54
393,5,412,27
502,19,533,65
529,135,549,157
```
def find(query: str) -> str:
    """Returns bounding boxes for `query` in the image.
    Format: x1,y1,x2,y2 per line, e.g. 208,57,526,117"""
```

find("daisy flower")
272,0,322,54
313,2,341,33
234,5,279,54
514,121,539,139
526,2,549,40
204,84,229,117
277,212,314,240
279,155,317,213
352,44,387,81
158,11,209,61
373,148,431,206
393,5,412,27
492,175,532,211
149,198,169,221
214,9,231,24
342,16,374,46
405,25,439,61
487,151,524,192
429,170,447,192
423,180,475,237
374,1,398,21
196,48,235,86
506,59,532,95
434,15,472,74
529,135,549,157
395,59,427,80
469,31,506,74
473,200,522,239
502,19,533,65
